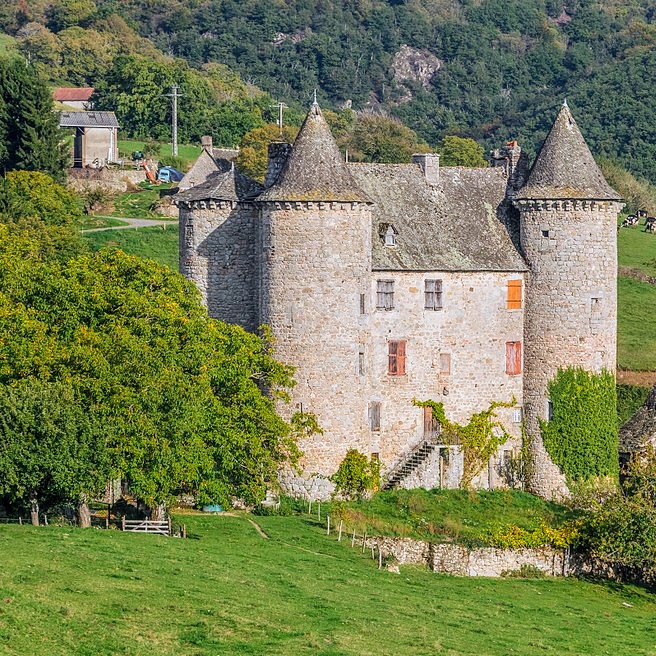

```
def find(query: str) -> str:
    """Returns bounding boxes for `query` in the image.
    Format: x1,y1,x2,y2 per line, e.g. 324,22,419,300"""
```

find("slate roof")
515,103,621,201
53,87,94,102
619,385,656,454
349,163,526,272
59,111,119,128
175,161,263,203
257,103,370,203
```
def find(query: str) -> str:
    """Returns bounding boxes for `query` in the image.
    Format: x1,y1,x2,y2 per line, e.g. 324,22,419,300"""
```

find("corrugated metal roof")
59,111,119,128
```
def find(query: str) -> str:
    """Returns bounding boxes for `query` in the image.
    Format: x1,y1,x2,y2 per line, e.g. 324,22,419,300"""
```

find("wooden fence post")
338,520,343,542
378,544,383,569
351,530,356,548
168,517,172,536
326,515,330,535
18,517,22,525
44,515,48,526
362,531,367,553
317,501,321,522
121,515,125,532
182,524,186,539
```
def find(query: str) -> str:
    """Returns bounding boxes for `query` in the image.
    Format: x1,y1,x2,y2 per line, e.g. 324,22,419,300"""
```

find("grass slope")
118,140,201,170
1,515,655,656
618,276,656,371
76,215,128,230
338,489,575,545
81,226,179,270
618,226,656,277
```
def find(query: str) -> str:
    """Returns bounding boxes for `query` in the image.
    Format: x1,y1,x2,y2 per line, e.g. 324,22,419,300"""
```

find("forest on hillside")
3,1,656,180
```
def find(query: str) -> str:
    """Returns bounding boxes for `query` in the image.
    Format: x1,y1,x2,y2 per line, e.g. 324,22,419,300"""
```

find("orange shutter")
505,342,522,375
507,279,522,310
397,340,406,376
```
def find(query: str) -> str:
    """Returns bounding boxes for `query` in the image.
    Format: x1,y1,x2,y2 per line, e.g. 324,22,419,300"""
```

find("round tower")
514,102,623,498
257,103,373,482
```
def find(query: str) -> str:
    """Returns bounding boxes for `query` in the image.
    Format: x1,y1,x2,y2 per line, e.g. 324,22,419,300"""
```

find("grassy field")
334,489,575,545
618,226,656,277
81,226,179,270
77,215,128,230
105,183,177,220
618,276,656,371
1,514,655,656
117,140,201,170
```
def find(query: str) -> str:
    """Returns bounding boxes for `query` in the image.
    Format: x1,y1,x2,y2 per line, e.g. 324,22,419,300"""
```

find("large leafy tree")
0,58,69,181
0,227,299,523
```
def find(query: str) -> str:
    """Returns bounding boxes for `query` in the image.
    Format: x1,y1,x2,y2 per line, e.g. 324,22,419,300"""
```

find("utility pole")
165,85,184,156
270,101,288,138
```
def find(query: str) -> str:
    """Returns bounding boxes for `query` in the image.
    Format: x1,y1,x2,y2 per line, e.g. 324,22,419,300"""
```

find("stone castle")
175,101,622,500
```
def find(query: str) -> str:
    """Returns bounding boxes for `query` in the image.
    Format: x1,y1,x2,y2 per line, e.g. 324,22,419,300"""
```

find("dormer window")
382,224,397,247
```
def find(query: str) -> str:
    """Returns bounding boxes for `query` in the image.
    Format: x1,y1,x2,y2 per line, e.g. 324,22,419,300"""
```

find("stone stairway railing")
382,432,441,489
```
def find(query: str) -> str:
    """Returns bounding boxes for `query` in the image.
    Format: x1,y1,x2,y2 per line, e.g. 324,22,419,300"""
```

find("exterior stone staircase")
382,433,441,489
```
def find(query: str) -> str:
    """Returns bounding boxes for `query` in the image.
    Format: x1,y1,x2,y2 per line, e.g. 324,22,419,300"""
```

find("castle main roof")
350,163,527,272
175,161,263,203
257,103,370,203
515,103,621,201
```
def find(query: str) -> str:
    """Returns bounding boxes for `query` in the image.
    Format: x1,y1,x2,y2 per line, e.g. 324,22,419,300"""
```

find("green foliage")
0,227,299,516
599,158,656,216
437,135,488,167
617,384,651,426
342,115,428,163
331,449,380,500
47,0,97,32
413,398,515,488
539,368,619,482
487,521,579,549
501,564,546,579
0,58,68,181
157,155,186,171
0,171,85,262
237,123,299,182
141,139,161,159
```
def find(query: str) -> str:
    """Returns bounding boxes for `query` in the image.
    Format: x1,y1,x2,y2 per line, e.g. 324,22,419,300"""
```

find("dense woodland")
3,0,656,180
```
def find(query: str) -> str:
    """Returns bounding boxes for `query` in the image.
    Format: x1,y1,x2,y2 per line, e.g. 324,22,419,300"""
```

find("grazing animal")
645,217,656,233
620,215,639,229
638,209,648,219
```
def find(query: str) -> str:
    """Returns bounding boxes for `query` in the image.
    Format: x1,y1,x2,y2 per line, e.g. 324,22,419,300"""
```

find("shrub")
331,449,380,500
540,368,618,483
486,521,579,549
142,140,161,159
501,564,546,579
157,155,186,172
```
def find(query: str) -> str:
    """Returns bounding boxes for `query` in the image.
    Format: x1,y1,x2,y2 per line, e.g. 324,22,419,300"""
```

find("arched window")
385,225,396,246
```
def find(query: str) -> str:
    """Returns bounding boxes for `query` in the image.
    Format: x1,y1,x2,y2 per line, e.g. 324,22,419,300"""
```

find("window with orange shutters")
388,340,406,376
507,279,523,310
505,341,522,375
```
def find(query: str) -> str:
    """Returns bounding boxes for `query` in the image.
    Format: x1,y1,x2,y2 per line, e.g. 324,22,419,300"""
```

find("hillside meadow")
1,514,656,656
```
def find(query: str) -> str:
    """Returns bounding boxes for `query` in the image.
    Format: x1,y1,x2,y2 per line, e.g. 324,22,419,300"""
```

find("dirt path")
246,518,269,539
618,370,656,386
82,217,177,233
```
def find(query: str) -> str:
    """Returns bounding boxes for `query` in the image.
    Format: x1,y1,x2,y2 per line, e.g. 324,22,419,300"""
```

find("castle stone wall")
258,202,373,476
369,270,525,489
179,202,259,331
518,200,621,498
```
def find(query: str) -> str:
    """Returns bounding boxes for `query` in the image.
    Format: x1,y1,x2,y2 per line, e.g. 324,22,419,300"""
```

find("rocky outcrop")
390,45,441,102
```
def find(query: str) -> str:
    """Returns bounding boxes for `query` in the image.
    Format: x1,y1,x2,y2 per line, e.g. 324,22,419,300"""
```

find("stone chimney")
265,142,292,188
491,140,528,194
412,153,440,186
201,135,213,152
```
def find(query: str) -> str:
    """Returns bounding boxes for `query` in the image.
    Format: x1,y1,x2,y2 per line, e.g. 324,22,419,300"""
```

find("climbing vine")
539,368,618,483
413,398,516,489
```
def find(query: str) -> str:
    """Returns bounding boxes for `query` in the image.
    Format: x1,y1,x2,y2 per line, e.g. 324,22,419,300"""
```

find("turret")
176,163,263,330
513,102,623,498
257,102,373,481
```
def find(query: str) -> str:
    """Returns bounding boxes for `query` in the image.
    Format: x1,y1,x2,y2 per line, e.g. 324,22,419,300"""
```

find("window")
507,279,522,310
424,279,443,310
388,340,406,376
376,280,394,310
369,402,381,431
513,407,523,424
423,406,440,438
360,293,366,315
591,297,601,313
541,229,550,238
505,341,522,375
358,350,365,376
546,400,554,422
384,225,396,246
439,353,451,375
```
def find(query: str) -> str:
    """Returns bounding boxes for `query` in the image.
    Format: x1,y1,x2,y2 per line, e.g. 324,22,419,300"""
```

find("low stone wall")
363,536,569,577
278,470,334,501
67,168,146,193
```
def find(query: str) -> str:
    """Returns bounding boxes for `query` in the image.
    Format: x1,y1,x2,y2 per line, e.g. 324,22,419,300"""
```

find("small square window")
360,293,366,314
376,280,394,310
425,279,443,310
546,400,554,421
439,353,451,374
513,407,523,423
358,350,365,376
541,229,550,238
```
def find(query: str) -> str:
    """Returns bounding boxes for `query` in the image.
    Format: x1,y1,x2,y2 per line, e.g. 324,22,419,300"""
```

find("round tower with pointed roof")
257,102,374,480
514,102,623,498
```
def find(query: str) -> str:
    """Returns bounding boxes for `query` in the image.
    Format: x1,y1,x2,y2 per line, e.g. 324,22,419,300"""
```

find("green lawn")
81,226,179,270
618,276,656,371
76,215,128,230
618,226,656,277
118,140,201,169
101,183,177,220
1,514,655,655
335,489,575,546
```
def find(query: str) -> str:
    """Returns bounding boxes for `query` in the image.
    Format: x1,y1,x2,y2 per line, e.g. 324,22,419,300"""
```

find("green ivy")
540,368,618,483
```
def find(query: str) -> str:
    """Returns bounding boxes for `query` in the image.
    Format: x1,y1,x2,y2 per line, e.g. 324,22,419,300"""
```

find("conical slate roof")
175,161,263,203
620,385,656,454
257,103,370,203
515,103,621,201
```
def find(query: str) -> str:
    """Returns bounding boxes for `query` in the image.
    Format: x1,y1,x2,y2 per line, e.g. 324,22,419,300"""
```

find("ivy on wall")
540,368,618,482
